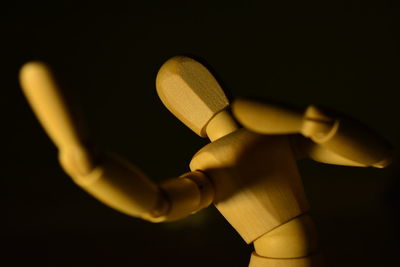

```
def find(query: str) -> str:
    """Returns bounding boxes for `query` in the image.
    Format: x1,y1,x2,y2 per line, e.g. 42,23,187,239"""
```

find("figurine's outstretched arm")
19,62,214,222
232,98,392,168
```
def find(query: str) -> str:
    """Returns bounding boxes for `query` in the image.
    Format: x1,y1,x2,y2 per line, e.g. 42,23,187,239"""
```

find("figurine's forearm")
302,105,392,167
20,60,215,223
61,148,214,222
60,150,164,221
233,99,392,168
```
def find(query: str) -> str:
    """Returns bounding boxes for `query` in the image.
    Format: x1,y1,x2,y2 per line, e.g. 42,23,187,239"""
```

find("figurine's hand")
232,98,393,168
19,61,214,221
20,63,91,159
19,62,162,218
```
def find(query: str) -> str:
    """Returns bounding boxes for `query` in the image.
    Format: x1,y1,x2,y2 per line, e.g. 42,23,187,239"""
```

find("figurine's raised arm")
19,62,214,222
232,98,392,168
23,57,389,267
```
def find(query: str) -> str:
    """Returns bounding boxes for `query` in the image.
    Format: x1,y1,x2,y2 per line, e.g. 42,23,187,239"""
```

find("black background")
2,1,400,266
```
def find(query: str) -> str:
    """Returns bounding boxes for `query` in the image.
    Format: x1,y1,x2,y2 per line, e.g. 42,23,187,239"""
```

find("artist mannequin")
19,56,392,267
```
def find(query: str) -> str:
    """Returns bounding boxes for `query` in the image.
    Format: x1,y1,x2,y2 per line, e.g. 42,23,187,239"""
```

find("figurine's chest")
189,129,309,243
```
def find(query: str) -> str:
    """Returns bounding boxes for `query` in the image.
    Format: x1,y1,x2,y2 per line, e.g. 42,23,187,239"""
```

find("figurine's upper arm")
232,98,393,168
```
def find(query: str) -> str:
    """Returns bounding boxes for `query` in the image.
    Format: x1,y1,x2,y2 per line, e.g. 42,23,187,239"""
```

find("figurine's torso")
190,129,309,243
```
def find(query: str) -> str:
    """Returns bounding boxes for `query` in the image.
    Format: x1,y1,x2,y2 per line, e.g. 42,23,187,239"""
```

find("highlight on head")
156,56,229,137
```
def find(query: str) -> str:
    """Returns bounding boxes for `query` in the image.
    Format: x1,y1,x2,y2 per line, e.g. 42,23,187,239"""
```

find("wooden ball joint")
19,57,392,267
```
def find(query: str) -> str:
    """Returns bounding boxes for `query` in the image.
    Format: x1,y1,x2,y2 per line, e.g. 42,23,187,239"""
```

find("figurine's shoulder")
189,129,308,243
190,128,292,171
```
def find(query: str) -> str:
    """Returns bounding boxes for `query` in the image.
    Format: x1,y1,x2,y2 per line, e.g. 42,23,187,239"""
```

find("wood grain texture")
21,57,390,266
190,129,310,243
156,56,229,137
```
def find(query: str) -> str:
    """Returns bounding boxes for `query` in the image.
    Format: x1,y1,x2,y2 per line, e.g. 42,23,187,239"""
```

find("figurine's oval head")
156,56,230,137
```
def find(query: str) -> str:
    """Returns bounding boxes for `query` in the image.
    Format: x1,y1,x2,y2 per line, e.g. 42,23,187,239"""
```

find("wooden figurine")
19,56,392,267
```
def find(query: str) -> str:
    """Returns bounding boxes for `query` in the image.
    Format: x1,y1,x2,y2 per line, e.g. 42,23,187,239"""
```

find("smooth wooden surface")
69,152,165,221
231,99,304,134
156,56,229,137
290,135,366,167
206,109,239,141
232,99,392,168
157,56,320,263
19,56,393,267
18,61,215,223
302,105,392,167
7,3,399,266
249,252,325,267
253,214,319,259
19,61,86,150
158,171,214,222
19,61,94,176
19,62,167,220
190,129,310,243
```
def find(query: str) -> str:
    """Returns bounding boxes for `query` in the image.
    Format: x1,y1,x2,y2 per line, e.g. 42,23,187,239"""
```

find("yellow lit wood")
19,61,214,222
190,129,310,243
232,98,392,168
20,62,94,175
249,252,325,267
20,62,85,150
206,110,239,141
20,56,392,267
253,214,319,258
156,56,229,137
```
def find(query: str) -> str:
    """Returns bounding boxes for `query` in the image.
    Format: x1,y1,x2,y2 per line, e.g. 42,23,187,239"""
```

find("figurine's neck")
206,110,239,142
